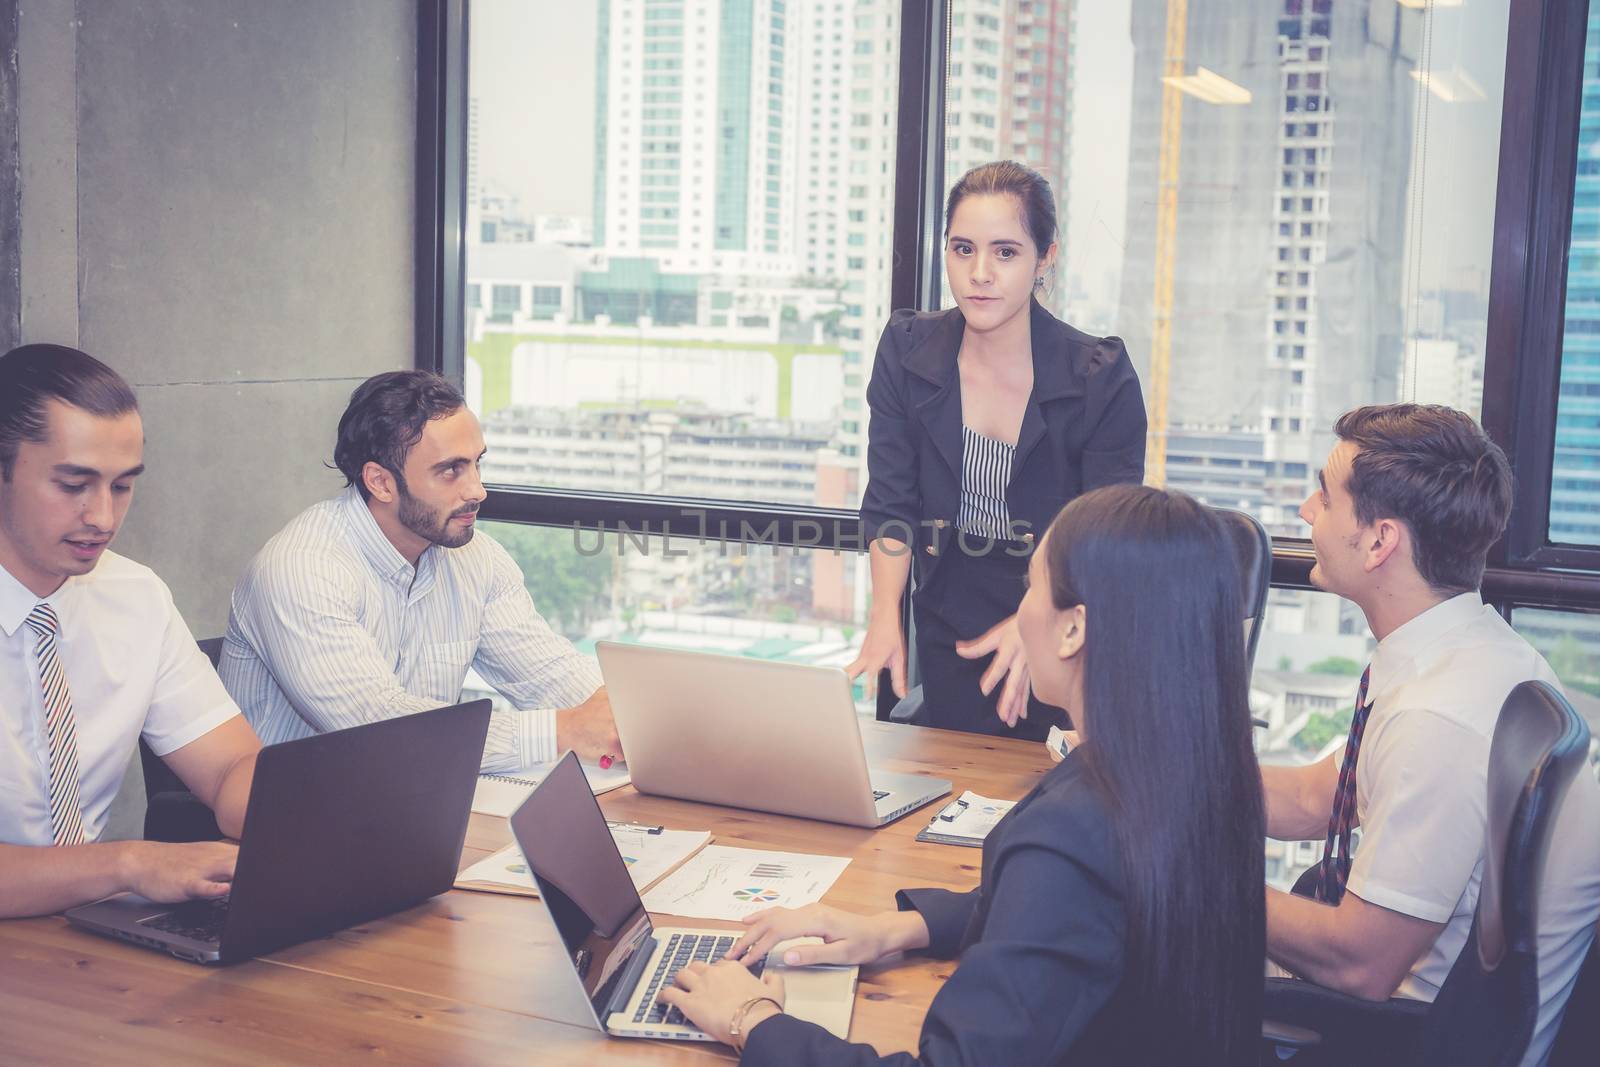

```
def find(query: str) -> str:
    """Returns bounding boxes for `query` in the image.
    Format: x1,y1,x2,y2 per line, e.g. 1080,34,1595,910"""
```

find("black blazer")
740,754,1133,1066
858,300,1146,585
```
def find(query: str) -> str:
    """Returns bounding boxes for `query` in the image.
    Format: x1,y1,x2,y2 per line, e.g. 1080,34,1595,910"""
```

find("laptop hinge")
604,932,659,1020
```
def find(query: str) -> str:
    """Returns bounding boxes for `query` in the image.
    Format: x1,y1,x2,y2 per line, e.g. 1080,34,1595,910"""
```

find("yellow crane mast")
1148,0,1188,488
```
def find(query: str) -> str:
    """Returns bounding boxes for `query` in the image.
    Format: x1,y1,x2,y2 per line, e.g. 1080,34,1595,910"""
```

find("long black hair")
1044,484,1265,1064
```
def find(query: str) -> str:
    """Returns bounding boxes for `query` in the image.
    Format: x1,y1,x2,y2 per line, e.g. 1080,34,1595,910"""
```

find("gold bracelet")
728,994,783,1052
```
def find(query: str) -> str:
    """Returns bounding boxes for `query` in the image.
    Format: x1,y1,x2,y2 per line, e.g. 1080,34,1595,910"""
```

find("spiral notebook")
471,756,632,817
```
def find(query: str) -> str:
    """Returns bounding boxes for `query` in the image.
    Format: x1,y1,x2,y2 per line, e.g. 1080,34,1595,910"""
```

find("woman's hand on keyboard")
725,903,930,968
657,960,785,1046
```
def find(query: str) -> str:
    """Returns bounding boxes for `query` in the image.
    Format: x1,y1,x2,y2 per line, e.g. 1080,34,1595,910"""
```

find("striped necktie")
23,603,89,846
1315,666,1372,905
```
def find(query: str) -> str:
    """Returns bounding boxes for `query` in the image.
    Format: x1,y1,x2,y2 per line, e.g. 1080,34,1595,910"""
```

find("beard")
397,485,477,549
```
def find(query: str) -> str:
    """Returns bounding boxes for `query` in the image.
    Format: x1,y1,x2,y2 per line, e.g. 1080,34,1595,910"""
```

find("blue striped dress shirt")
219,487,600,772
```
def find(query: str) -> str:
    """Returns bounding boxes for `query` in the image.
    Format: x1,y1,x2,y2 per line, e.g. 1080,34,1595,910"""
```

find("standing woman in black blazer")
845,161,1146,740
658,485,1267,1065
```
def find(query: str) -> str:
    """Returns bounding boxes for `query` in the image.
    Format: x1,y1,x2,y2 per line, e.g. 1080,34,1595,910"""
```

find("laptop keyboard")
141,897,230,944
633,932,763,1027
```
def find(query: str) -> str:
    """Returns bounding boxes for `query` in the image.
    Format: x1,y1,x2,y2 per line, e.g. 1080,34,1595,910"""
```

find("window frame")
420,0,1600,646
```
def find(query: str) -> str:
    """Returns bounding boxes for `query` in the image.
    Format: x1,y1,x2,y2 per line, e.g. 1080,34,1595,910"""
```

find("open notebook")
472,755,632,817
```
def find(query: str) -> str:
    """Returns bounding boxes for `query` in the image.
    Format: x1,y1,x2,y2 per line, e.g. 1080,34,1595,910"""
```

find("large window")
479,520,873,709
440,1,1600,729
946,0,1508,537
1551,11,1600,546
466,0,899,513
465,0,906,652
1513,608,1600,778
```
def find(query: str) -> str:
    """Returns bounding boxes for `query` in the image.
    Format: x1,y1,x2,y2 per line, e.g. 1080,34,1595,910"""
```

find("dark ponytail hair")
944,160,1059,257
0,344,139,481
1045,484,1265,1064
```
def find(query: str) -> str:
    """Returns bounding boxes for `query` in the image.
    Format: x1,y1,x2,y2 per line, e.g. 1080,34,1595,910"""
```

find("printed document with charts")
639,846,850,921
455,825,711,897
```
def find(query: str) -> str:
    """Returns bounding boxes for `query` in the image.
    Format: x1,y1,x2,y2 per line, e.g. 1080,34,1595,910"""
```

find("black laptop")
64,699,491,964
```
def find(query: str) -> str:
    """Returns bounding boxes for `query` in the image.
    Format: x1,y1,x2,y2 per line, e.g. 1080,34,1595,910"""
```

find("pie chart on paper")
732,887,781,903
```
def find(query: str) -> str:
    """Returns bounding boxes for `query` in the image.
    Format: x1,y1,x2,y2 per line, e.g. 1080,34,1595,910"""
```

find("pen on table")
606,820,664,835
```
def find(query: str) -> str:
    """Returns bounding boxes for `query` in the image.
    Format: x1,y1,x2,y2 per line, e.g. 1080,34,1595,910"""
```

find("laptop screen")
508,752,652,1023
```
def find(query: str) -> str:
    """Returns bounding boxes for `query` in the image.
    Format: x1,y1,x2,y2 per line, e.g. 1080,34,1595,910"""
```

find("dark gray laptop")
65,699,491,964
511,752,857,1042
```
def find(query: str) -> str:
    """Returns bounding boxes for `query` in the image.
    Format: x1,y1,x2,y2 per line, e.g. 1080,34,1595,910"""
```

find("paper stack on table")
455,824,711,897
640,845,851,921
914,790,1017,847
471,756,632,817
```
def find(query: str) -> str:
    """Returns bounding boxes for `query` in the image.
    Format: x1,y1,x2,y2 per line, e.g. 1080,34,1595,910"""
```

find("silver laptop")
511,752,856,1041
597,641,951,827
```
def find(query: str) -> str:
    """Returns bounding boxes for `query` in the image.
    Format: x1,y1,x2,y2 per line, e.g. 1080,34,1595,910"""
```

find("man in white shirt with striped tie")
0,345,261,919
220,371,618,773
1264,404,1600,1067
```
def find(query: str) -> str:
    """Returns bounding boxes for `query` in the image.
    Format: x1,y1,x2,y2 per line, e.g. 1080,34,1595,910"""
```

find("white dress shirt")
1346,592,1600,1067
220,487,601,773
0,553,240,846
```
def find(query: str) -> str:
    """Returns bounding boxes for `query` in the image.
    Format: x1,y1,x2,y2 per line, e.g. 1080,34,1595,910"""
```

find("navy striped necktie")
1316,667,1372,905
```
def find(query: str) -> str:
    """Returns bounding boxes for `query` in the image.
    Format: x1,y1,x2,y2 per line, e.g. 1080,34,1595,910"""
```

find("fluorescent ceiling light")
1409,67,1486,103
1161,67,1252,105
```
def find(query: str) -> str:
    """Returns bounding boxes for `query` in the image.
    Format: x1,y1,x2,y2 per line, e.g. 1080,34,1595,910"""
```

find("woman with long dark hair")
845,160,1146,741
659,485,1267,1065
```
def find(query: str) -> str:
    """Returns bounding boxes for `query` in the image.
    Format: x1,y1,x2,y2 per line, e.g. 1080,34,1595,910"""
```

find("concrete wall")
17,0,417,633
1,1,19,350
9,0,418,837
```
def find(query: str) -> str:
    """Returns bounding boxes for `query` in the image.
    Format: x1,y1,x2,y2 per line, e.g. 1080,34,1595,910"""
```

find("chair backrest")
139,636,227,801
1212,506,1272,674
1416,680,1592,1067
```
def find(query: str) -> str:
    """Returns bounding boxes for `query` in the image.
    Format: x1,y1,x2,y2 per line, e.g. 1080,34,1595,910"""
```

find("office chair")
1263,680,1593,1067
1548,919,1598,1067
140,636,226,842
887,505,1273,726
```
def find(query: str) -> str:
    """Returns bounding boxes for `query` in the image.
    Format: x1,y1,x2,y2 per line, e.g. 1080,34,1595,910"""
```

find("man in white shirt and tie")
221,370,618,773
1264,404,1600,1066
0,344,261,919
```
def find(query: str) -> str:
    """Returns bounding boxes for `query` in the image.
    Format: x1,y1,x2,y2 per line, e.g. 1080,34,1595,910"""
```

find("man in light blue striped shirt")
220,371,618,773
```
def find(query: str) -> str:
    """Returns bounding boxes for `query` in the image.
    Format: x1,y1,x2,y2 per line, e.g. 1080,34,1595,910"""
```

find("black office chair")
1263,680,1593,1066
886,505,1273,726
140,636,226,843
1548,920,1599,1067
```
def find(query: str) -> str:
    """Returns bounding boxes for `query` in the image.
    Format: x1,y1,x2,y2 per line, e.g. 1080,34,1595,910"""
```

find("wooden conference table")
0,722,1053,1066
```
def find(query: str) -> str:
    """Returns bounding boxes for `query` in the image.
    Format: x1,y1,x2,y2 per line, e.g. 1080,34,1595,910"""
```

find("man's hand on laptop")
555,687,624,763
117,840,238,903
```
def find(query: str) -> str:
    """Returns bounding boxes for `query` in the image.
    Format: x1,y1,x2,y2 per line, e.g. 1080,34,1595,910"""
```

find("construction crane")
1147,0,1188,488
